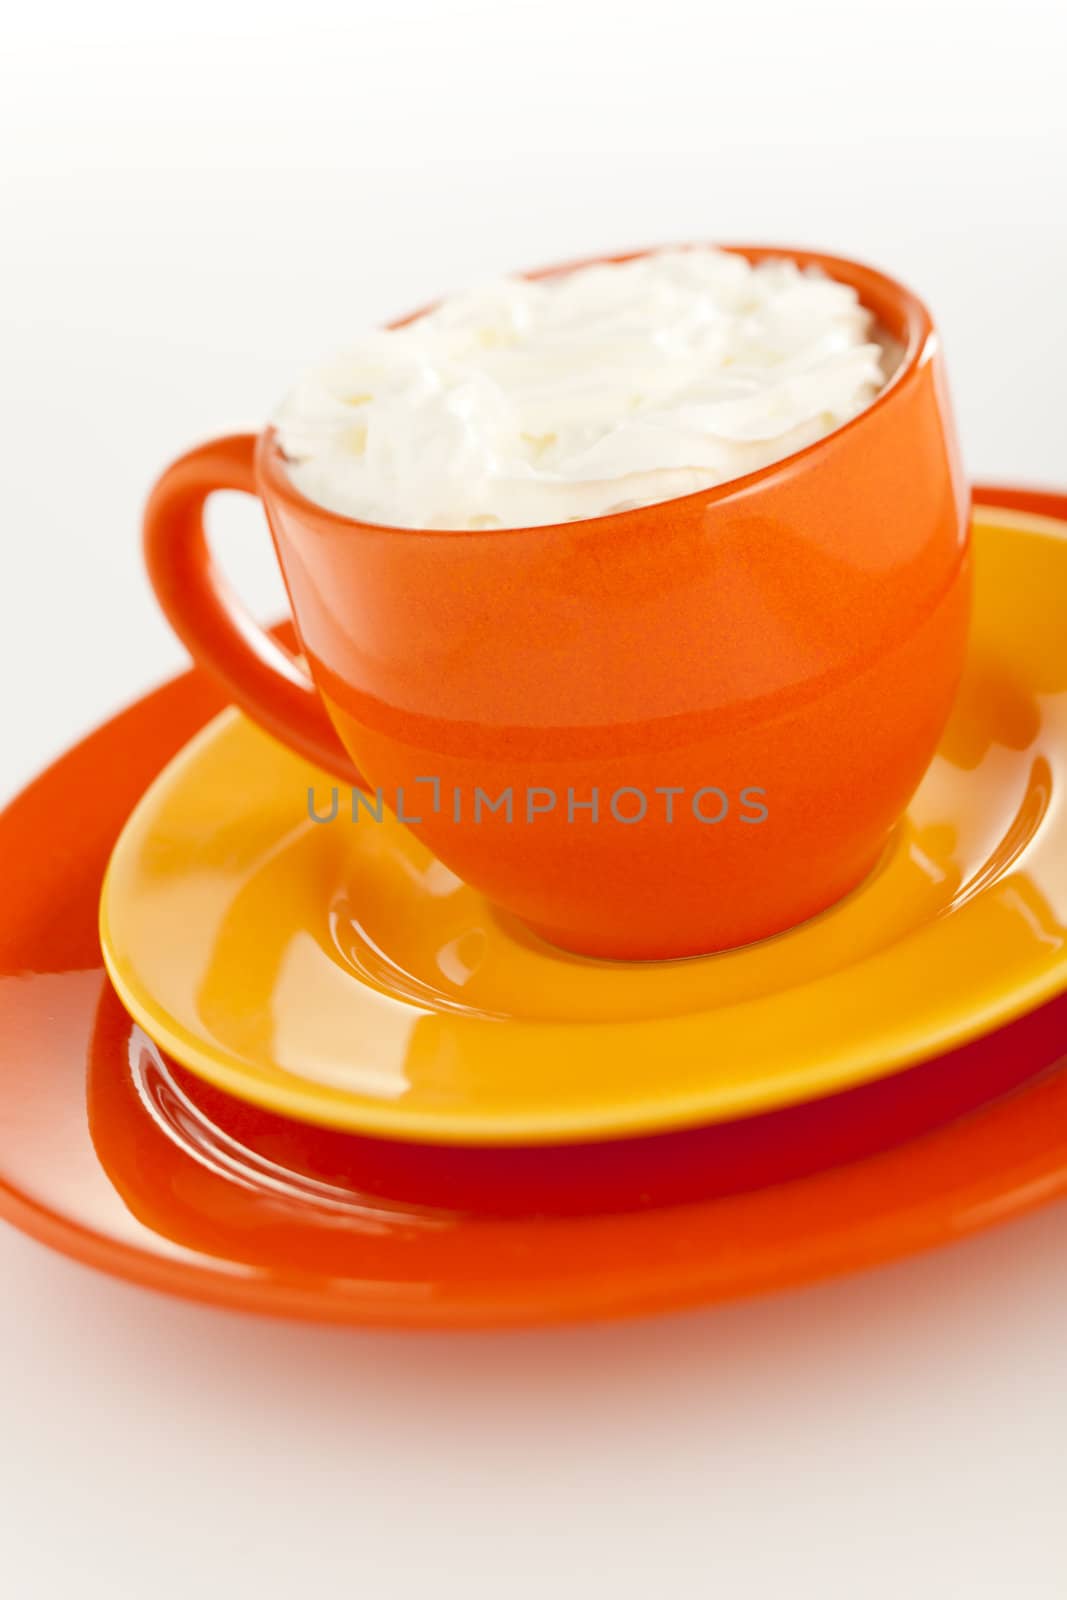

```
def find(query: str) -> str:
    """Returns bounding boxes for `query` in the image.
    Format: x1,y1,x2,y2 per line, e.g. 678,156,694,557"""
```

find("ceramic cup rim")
256,240,936,540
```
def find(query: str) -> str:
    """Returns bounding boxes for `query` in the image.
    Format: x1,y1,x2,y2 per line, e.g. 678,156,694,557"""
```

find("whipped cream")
275,249,890,530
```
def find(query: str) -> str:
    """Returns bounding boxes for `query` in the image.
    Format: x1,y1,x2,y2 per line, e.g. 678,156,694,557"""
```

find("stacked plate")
2,486,1067,1329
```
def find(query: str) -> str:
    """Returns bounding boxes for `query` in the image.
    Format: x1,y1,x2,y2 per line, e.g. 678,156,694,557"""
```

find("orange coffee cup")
143,246,971,960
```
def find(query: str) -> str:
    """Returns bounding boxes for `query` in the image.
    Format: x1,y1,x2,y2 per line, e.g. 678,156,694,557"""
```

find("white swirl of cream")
275,249,889,530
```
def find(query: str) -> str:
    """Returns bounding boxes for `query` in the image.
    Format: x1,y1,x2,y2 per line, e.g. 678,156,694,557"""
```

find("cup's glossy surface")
144,247,971,958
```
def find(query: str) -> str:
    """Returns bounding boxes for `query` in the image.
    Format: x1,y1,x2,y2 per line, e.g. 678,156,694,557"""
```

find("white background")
3,1,1067,1593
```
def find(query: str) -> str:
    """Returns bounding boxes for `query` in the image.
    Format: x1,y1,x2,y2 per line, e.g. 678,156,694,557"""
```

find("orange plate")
1,485,1067,1329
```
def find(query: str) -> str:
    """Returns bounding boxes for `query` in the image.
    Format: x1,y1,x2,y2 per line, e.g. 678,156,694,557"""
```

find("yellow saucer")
100,506,1067,1144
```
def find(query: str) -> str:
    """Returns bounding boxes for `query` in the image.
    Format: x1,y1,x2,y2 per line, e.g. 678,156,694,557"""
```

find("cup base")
517,844,890,964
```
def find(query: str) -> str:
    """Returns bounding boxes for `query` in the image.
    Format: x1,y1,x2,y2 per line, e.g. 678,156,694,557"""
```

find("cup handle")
143,434,364,784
